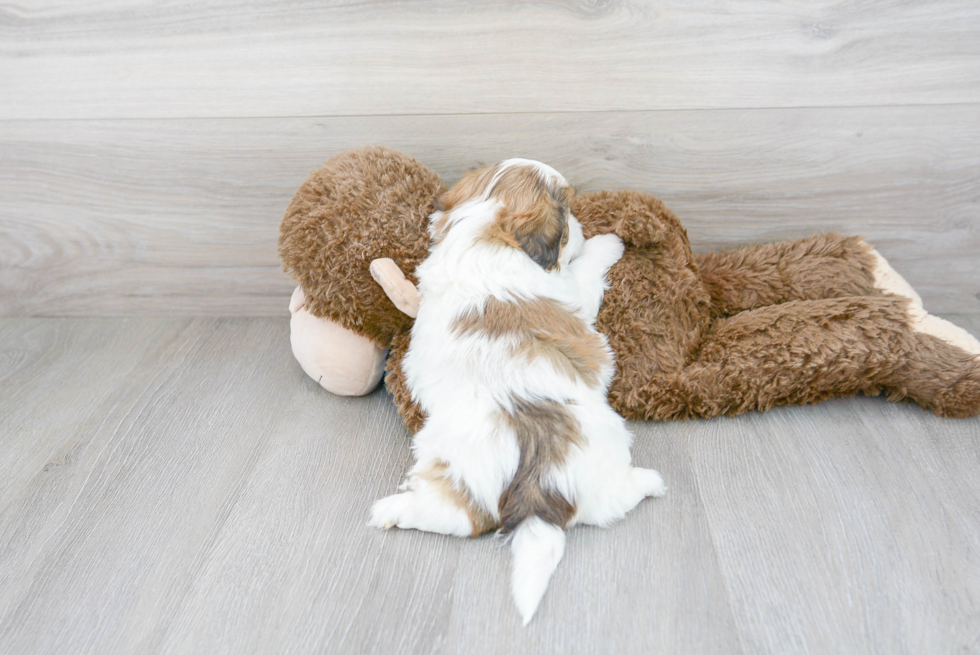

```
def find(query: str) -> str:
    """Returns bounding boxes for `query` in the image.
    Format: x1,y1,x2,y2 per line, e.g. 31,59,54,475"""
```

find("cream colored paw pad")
914,314,980,359
870,248,923,309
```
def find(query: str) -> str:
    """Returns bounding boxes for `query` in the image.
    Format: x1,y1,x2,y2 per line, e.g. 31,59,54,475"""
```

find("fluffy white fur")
368,159,665,624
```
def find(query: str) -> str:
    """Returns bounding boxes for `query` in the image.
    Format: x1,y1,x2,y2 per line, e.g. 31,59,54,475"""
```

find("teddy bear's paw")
932,370,980,418
913,314,980,360
870,248,924,312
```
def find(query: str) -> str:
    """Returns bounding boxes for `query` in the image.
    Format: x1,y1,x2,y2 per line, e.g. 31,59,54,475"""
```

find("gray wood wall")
2,1,979,316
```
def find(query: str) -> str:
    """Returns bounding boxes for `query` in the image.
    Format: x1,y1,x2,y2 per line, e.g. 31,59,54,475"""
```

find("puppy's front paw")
585,234,625,271
368,493,413,531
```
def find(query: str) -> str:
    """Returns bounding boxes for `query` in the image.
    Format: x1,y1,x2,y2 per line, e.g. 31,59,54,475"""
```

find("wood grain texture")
1,317,978,653
3,106,979,316
0,318,181,511
0,318,297,653
686,393,980,654
2,1,980,119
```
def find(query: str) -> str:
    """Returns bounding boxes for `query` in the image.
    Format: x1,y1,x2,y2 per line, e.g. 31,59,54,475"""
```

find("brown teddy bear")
279,146,980,432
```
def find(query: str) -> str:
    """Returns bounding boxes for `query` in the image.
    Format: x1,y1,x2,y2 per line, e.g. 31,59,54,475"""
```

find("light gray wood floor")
2,316,979,654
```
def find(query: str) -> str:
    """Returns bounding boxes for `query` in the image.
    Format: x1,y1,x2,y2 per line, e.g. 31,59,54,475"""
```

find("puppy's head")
433,159,581,270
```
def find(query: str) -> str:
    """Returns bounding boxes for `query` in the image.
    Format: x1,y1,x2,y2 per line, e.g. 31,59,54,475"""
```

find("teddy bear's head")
279,146,445,394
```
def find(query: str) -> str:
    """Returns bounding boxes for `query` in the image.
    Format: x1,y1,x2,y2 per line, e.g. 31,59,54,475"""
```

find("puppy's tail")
509,516,566,625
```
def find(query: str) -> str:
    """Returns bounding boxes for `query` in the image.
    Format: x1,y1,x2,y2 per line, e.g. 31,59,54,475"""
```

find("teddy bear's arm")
572,190,678,247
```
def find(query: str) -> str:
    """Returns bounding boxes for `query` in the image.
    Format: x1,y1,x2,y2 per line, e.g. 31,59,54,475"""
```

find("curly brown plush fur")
577,194,980,420
279,146,445,346
281,148,980,429
694,232,883,317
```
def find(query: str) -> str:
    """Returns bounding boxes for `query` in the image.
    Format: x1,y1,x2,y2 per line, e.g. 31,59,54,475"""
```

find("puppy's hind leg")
629,467,668,501
368,463,495,538
576,466,666,528
612,466,666,519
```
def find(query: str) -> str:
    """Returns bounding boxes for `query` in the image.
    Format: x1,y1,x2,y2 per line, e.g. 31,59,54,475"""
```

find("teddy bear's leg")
695,233,884,316
866,251,980,357
694,234,980,362
620,295,980,420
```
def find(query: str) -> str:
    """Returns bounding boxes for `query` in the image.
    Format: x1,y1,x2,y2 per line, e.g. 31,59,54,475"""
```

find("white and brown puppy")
368,159,666,624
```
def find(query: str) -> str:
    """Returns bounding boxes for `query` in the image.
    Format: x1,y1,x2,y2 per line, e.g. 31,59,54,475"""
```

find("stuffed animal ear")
370,258,421,318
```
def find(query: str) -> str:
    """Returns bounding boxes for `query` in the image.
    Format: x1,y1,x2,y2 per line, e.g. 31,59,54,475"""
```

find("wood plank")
158,402,741,654
687,398,980,654
1,317,978,652
153,377,468,654
0,318,182,511
0,318,740,653
2,1,980,119
0,318,299,653
2,106,979,316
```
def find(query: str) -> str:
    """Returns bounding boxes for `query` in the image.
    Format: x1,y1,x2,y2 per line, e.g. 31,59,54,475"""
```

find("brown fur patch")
384,331,427,433
452,296,609,388
487,167,571,270
431,166,497,244
694,233,881,317
479,220,522,251
497,398,583,533
438,163,572,269
417,460,498,537
436,166,497,214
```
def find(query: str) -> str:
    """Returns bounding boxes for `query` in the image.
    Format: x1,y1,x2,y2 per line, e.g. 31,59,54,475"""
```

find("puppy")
368,159,665,624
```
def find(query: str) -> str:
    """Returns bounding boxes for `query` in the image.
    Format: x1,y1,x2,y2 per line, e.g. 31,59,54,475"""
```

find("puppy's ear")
431,165,497,243
500,186,570,270
438,165,495,214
